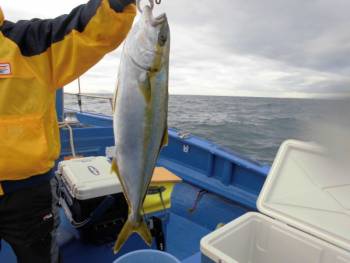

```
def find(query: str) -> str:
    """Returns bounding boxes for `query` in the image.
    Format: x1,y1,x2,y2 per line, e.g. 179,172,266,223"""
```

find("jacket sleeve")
1,0,136,88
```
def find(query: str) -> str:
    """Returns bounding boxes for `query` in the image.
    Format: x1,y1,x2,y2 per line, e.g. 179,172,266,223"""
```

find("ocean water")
64,94,350,165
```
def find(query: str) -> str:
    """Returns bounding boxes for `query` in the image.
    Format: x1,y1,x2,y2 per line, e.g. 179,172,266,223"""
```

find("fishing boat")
1,90,349,263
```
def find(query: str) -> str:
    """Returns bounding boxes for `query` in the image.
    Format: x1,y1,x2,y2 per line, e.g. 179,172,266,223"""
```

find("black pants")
0,179,60,263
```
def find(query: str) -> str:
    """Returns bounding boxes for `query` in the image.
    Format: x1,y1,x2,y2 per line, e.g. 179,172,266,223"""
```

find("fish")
111,2,170,253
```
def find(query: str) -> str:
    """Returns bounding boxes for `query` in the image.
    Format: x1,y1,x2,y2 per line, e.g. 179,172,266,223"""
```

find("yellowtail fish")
111,0,170,253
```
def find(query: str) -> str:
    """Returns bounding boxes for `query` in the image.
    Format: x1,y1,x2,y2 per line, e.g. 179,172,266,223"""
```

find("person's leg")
0,179,60,263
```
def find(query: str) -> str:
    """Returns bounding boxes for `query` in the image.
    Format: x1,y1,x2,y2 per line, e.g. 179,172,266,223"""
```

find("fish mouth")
143,6,167,27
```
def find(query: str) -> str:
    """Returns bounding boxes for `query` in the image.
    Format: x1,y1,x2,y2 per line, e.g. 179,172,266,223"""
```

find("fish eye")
158,33,167,46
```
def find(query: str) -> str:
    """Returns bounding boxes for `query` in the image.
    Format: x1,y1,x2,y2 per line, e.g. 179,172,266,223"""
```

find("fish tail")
113,218,152,253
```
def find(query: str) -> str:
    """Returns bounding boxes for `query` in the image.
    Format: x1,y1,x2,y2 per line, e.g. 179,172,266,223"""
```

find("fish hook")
136,0,154,13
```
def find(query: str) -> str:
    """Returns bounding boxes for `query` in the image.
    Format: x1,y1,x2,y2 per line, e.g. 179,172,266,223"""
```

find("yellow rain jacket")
0,1,136,195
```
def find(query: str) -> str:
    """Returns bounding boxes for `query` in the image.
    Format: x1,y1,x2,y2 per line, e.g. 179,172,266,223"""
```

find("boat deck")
1,182,250,262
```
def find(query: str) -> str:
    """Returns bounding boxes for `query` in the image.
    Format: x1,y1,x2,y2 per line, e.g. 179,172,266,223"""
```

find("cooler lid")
58,156,122,200
257,140,350,252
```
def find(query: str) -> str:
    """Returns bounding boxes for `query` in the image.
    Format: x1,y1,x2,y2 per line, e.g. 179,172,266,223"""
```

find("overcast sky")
2,0,350,98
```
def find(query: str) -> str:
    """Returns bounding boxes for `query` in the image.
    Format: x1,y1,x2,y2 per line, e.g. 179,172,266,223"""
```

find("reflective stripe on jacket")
0,1,136,191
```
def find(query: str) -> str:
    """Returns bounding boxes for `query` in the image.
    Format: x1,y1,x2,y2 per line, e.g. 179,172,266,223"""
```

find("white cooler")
57,156,123,200
201,140,350,263
56,156,128,243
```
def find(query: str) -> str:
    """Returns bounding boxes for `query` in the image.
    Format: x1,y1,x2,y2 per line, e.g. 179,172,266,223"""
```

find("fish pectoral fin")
161,125,169,147
113,219,152,254
139,72,152,103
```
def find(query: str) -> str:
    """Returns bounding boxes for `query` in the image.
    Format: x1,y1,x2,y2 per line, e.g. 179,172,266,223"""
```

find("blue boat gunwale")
59,110,269,210
70,110,270,175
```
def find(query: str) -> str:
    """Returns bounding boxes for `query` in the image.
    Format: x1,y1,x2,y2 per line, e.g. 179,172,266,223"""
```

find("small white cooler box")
201,140,350,263
56,156,128,244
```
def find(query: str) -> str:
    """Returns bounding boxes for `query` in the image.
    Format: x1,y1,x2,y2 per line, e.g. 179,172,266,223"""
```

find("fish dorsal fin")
111,158,120,177
112,83,119,113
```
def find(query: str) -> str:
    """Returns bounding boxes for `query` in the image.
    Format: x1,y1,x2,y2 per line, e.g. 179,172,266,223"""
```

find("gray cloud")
156,0,350,96
5,0,350,97
163,0,350,71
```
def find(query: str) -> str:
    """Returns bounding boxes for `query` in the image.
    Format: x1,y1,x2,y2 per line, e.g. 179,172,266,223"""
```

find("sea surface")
64,94,350,165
